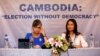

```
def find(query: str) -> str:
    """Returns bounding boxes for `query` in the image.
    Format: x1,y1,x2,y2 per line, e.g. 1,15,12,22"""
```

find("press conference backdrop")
0,0,100,48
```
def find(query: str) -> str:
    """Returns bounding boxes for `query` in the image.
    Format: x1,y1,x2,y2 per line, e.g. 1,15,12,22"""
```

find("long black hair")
65,19,80,42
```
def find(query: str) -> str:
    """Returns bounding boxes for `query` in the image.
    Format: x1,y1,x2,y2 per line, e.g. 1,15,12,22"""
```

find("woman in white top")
62,19,88,48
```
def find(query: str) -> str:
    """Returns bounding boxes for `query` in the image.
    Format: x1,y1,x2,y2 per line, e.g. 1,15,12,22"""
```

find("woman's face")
67,21,75,32
32,25,42,34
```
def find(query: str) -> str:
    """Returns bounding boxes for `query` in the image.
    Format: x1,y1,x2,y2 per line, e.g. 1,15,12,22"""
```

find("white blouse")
62,33,88,48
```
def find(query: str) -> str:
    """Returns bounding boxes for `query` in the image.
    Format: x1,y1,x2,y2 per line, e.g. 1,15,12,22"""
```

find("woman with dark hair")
62,19,88,48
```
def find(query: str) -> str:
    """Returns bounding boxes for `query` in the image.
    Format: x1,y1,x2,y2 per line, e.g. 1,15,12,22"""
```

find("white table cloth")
0,48,100,56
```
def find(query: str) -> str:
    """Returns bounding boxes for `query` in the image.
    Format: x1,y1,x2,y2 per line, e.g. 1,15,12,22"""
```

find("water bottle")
90,34,95,48
29,36,33,48
4,34,9,48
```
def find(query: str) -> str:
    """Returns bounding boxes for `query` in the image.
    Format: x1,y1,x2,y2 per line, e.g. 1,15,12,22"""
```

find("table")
0,48,100,56
67,48,100,56
0,48,52,56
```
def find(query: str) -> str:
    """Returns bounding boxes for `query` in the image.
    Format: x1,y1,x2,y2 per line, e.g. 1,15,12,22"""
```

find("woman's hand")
33,45,41,48
73,45,82,48
41,27,48,43
41,27,46,36
73,41,82,48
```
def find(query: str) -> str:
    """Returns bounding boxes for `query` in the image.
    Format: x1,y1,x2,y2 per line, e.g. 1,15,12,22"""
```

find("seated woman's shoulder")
25,33,32,39
77,32,84,38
